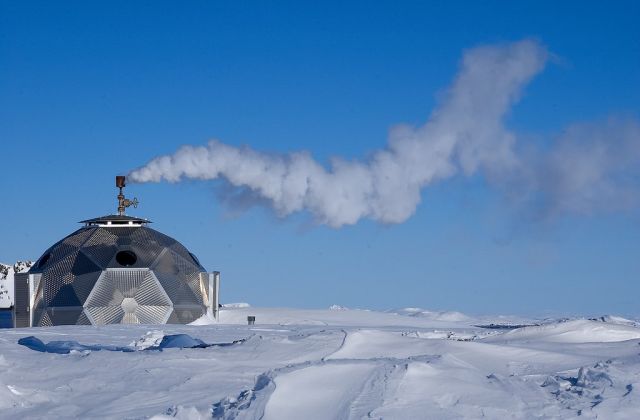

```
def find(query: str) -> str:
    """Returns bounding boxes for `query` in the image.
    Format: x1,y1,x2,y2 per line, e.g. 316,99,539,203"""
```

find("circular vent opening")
115,250,137,267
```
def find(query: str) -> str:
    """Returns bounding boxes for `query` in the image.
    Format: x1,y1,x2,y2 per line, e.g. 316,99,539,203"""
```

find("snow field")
0,307,639,419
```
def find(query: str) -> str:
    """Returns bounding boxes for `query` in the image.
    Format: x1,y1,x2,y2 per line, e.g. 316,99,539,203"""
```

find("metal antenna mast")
115,175,139,216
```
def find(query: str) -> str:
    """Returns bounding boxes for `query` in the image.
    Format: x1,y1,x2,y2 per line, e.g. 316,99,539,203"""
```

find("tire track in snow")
347,362,408,419
321,329,348,362
211,357,441,419
210,329,440,420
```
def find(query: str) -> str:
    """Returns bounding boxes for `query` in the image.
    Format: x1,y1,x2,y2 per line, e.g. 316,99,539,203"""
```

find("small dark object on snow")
247,316,256,325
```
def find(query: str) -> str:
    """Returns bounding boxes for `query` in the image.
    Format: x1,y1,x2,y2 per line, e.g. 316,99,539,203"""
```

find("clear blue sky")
1,1,639,317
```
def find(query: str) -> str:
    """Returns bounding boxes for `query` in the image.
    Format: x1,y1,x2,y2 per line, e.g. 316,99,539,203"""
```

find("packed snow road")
0,307,639,419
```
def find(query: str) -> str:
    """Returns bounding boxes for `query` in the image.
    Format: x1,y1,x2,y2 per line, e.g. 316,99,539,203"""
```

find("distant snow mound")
427,311,471,322
489,319,640,343
189,313,217,325
590,315,639,327
389,308,471,322
391,307,422,315
329,304,348,311
222,303,251,309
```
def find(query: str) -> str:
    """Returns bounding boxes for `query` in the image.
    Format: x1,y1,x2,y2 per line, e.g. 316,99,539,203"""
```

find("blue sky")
1,1,639,317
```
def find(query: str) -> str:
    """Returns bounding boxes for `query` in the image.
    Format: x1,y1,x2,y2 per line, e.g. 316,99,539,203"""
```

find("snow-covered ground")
1,306,639,419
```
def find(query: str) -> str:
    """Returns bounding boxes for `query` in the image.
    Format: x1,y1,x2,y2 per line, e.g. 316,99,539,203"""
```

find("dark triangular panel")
72,250,102,275
39,311,53,327
117,236,132,246
166,310,180,324
170,250,201,276
85,227,119,247
43,242,77,269
82,244,118,268
132,227,176,248
153,271,200,305
62,227,95,247
43,252,78,306
77,310,92,325
71,269,103,303
173,306,203,324
103,226,137,238
49,284,82,307
123,242,163,267
150,248,179,275
167,242,202,268
47,307,83,325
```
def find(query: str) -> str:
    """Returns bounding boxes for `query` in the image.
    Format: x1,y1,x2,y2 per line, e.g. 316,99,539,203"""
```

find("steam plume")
128,39,640,227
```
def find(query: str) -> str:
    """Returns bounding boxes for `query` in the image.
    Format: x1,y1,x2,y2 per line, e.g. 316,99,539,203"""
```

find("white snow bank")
487,319,640,343
216,306,480,328
326,329,438,360
189,314,217,325
263,363,377,420
371,361,531,419
592,315,639,327
221,302,251,308
389,307,471,322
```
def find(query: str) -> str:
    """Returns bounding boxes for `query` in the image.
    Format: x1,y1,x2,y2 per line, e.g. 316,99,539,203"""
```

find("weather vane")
115,175,139,216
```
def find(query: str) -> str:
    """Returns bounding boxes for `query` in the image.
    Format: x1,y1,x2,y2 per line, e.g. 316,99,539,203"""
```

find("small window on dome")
189,252,201,266
115,250,137,267
37,253,52,268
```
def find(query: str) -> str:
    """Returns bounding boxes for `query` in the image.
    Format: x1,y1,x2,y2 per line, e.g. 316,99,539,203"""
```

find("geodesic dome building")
13,178,219,327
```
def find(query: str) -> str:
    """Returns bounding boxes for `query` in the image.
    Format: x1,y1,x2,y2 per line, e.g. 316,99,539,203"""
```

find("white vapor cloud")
128,39,640,227
534,117,640,217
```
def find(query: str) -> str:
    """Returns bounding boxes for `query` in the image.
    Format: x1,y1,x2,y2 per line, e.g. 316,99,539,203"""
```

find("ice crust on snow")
132,330,166,350
18,332,244,354
2,306,640,419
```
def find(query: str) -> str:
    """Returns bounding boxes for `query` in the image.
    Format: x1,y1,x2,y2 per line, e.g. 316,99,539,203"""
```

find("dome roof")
29,216,209,326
